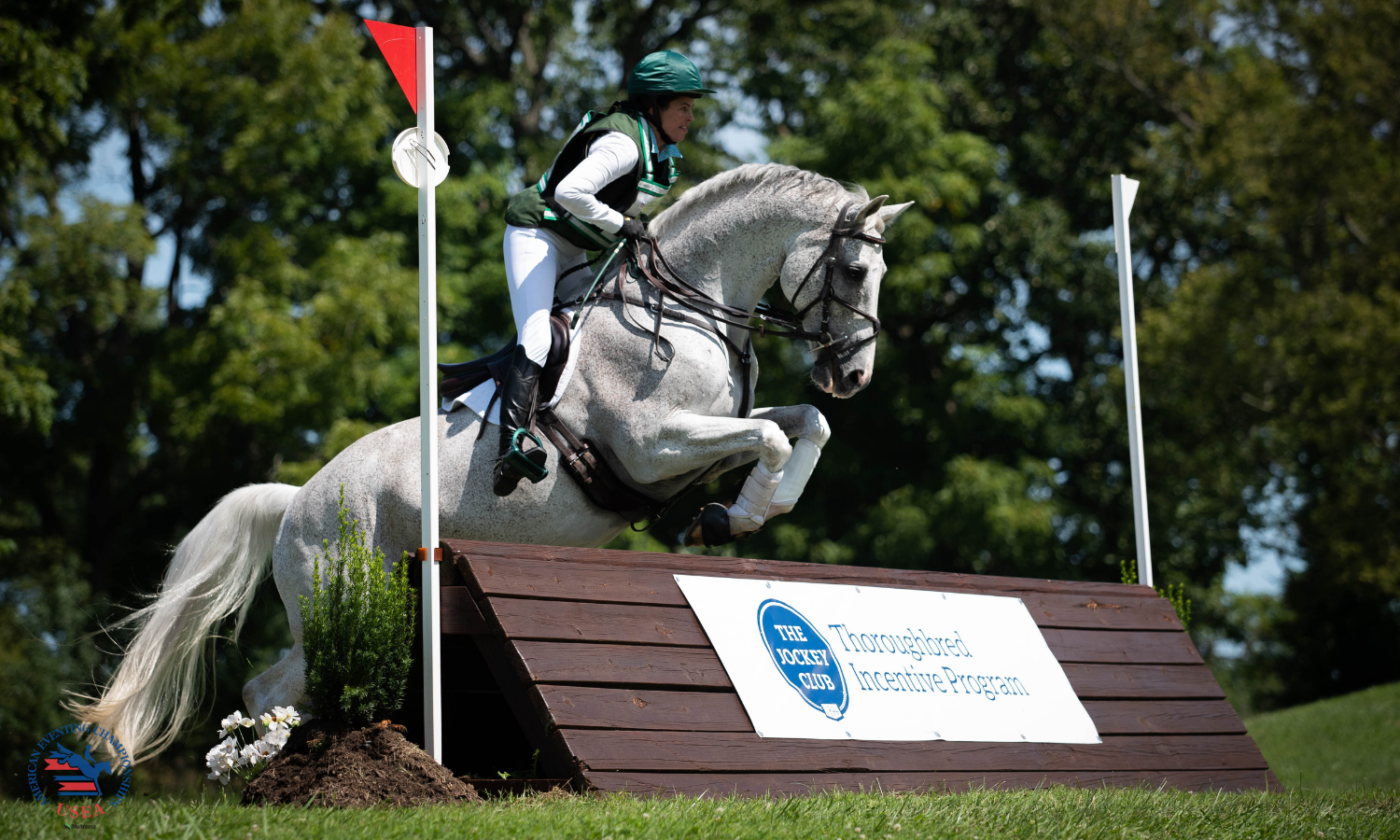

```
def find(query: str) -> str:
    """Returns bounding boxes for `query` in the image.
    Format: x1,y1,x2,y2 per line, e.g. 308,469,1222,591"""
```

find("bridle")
575,199,886,419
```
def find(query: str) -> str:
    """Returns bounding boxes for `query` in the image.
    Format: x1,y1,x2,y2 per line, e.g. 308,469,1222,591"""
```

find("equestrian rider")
491,50,715,496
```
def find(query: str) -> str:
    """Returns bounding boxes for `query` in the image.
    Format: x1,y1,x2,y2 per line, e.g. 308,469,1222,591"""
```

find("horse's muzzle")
812,357,870,398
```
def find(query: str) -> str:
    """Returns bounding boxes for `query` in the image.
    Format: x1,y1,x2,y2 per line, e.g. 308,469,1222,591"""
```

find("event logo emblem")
757,599,849,720
28,723,133,825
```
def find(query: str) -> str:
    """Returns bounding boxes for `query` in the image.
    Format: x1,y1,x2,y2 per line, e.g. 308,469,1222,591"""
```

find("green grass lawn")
1248,681,1400,791
3,788,1398,839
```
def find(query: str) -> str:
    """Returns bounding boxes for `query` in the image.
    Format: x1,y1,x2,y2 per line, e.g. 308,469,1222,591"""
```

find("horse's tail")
67,483,301,764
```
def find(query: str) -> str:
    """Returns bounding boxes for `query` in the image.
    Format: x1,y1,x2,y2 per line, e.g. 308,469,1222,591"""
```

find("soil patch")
242,720,478,807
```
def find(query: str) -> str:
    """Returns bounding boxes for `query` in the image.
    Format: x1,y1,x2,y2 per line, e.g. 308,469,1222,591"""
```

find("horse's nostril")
843,369,867,390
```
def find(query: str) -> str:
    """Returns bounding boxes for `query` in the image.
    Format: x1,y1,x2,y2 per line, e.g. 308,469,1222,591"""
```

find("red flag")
366,20,417,113
44,759,78,772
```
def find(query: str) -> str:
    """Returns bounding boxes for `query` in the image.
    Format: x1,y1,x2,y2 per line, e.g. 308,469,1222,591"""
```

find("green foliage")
3,0,1399,784
1248,681,1400,791
1159,583,1192,632
3,788,1399,837
299,486,415,727
1120,561,1192,630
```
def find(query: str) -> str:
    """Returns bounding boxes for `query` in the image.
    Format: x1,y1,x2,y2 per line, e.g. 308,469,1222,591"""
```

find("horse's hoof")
683,503,736,547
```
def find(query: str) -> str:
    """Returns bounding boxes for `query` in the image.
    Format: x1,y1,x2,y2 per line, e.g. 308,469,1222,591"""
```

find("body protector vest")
504,110,678,250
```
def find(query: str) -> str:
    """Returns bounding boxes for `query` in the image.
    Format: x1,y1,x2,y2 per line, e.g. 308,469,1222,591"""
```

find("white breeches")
504,225,588,365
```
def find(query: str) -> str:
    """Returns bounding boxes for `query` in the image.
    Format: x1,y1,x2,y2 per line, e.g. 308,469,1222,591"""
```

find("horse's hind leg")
240,495,327,719
242,642,306,720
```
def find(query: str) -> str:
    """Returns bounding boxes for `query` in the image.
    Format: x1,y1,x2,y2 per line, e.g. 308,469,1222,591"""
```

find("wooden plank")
515,641,733,688
583,769,1277,796
445,540,1157,599
483,597,1187,647
531,687,1244,736
511,641,1222,700
441,586,491,635
1064,664,1225,699
1041,628,1202,664
532,686,753,732
475,592,1178,643
1020,592,1181,631
560,731,1269,773
1081,701,1246,735
488,599,711,647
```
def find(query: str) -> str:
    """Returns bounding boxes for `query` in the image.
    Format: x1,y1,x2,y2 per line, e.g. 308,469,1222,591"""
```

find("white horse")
72,163,912,763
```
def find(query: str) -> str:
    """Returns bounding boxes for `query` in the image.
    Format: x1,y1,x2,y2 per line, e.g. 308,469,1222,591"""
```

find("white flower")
263,726,290,749
240,740,275,767
219,711,247,733
271,705,301,726
205,737,241,779
259,712,275,729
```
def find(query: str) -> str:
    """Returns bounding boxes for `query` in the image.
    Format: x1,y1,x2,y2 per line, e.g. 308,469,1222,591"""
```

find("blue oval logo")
757,599,848,720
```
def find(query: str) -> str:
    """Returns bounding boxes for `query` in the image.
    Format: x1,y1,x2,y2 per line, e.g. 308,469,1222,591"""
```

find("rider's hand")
619,218,647,240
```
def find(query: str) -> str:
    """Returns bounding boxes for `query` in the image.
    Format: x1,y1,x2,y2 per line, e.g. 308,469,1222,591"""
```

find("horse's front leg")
623,411,790,547
748,405,831,519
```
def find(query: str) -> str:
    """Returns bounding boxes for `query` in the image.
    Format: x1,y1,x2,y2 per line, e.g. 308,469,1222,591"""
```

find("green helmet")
627,50,717,97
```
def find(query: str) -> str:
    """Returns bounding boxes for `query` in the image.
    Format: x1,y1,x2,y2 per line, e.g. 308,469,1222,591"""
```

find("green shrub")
299,486,416,726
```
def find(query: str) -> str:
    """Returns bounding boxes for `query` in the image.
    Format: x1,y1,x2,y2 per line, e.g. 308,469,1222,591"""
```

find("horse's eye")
846,264,868,281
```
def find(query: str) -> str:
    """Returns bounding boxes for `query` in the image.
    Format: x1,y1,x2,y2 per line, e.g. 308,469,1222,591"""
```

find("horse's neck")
656,195,826,313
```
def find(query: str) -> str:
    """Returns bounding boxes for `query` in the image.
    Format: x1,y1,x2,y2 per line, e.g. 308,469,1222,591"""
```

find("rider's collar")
658,144,683,161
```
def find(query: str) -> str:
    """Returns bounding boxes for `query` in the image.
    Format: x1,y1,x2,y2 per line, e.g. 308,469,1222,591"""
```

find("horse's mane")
651,163,867,235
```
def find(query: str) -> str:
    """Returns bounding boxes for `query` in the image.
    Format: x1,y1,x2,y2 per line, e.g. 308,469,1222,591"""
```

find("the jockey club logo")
28,722,133,822
758,599,850,720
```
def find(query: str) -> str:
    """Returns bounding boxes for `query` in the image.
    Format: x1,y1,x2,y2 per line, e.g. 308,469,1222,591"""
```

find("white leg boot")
726,461,784,535
766,438,822,518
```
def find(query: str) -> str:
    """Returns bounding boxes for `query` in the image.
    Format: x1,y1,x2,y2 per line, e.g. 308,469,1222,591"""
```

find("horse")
70,163,913,763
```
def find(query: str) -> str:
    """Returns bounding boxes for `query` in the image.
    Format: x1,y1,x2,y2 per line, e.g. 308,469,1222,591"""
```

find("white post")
1111,174,1152,589
416,24,442,762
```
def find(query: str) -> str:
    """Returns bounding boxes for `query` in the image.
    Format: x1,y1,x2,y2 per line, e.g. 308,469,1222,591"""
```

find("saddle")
438,311,666,524
439,312,572,404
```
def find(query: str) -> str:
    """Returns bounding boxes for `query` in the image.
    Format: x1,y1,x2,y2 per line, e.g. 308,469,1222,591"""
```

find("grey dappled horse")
72,163,912,763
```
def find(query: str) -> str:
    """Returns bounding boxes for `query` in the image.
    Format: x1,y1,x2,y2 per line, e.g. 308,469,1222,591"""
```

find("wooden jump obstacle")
404,540,1277,796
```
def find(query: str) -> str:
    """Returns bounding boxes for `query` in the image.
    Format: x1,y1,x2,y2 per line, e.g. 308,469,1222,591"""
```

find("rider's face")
659,97,696,144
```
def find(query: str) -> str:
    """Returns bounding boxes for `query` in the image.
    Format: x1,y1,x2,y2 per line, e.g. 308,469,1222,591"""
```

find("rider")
491,50,715,496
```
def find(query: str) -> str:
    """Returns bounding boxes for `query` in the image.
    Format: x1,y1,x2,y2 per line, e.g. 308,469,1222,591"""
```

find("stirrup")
503,428,549,484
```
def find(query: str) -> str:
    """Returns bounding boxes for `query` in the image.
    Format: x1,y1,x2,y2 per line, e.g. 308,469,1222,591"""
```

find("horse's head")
781,195,913,398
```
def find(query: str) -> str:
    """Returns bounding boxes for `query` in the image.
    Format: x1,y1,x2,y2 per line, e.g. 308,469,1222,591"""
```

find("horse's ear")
876,201,915,231
852,195,888,228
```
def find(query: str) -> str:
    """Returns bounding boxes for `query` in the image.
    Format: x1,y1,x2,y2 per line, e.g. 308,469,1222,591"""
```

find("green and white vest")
504,110,678,250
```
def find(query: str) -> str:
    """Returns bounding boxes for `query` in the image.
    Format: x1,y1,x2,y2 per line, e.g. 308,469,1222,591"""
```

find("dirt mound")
241,720,478,807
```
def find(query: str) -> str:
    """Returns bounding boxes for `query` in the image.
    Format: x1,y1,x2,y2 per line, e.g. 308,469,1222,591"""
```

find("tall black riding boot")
492,345,548,497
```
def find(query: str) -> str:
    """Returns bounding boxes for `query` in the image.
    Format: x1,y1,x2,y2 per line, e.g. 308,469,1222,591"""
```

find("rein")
547,200,886,529
575,200,887,414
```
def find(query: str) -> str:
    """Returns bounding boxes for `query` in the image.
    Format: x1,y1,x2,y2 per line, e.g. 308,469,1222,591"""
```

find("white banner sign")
675,575,1101,744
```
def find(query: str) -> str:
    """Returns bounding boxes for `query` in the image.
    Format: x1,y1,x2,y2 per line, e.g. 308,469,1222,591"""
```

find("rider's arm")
554,131,640,234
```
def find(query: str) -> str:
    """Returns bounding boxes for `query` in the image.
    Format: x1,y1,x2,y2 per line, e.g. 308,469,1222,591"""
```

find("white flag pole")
1111,174,1152,589
416,23,442,762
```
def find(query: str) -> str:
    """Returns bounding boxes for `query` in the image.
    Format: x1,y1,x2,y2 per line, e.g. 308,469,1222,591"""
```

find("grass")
1248,681,1400,791
3,788,1398,839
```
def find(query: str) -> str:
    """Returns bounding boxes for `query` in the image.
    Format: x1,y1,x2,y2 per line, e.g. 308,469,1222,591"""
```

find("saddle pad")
442,308,584,425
